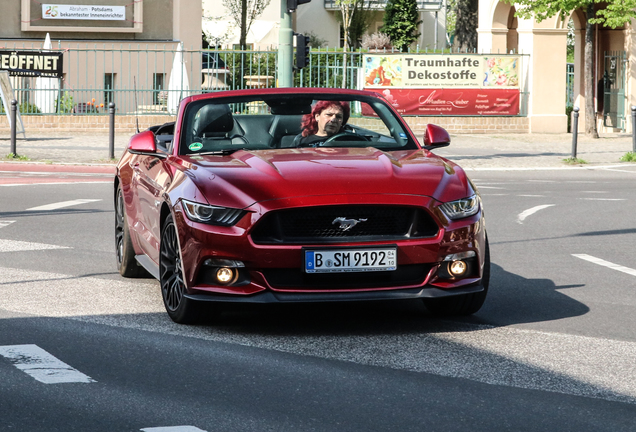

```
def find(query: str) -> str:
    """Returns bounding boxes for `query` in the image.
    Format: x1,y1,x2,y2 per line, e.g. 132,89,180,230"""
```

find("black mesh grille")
251,205,439,244
262,264,431,290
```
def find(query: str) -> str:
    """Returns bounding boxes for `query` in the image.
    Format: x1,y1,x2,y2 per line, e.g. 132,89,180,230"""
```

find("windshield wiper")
197,149,240,155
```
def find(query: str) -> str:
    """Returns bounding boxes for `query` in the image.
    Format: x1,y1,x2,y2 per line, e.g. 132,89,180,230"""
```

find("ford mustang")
114,88,489,323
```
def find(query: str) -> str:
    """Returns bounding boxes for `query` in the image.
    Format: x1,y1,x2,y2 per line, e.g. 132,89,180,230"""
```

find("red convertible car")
115,88,489,323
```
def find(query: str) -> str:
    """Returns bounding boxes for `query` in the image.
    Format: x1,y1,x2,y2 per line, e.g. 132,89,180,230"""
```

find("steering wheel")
322,132,371,145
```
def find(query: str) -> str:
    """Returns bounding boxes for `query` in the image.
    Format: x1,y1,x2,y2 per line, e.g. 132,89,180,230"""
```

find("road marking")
0,220,15,229
475,186,505,189
2,266,636,404
579,198,626,201
518,194,545,197
572,254,636,277
27,199,101,211
0,344,96,384
0,181,111,187
517,204,555,224
141,427,207,432
0,239,69,253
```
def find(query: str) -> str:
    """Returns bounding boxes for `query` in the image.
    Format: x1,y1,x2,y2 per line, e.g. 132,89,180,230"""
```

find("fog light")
215,267,236,285
448,260,467,276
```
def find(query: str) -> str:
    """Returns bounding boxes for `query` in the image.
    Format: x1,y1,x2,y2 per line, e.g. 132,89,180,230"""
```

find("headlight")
439,195,480,220
181,199,245,226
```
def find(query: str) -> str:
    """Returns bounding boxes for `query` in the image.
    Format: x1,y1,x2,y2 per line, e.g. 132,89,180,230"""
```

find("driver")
296,101,350,147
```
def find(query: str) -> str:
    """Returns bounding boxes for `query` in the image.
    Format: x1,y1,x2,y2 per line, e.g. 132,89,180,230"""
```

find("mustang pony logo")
332,217,368,231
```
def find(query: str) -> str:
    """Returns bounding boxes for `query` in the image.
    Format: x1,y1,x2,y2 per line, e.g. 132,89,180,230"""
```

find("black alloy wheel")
160,214,203,324
115,185,147,278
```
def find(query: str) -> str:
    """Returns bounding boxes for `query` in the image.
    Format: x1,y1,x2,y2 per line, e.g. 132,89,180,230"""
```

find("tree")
452,0,478,52
335,0,373,49
509,0,636,138
222,0,271,48
380,0,422,52
336,0,372,87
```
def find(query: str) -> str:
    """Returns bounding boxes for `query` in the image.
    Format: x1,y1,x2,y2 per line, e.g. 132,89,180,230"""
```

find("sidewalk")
0,130,634,170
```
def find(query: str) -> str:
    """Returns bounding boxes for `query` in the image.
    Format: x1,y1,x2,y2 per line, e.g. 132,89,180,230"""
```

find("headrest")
195,104,233,137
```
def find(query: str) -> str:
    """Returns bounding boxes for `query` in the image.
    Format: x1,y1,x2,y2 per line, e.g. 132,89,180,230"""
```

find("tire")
115,185,148,278
423,237,490,316
160,214,204,324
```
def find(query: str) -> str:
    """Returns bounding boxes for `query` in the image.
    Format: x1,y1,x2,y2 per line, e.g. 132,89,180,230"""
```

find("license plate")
305,248,397,273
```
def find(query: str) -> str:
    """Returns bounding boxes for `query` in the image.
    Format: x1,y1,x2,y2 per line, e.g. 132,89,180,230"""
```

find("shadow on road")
201,262,588,336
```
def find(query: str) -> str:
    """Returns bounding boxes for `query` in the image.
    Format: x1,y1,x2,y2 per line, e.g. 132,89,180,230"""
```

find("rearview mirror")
422,124,451,150
128,130,157,153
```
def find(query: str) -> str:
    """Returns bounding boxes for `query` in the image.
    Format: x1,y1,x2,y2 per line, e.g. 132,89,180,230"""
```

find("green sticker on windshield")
189,142,203,151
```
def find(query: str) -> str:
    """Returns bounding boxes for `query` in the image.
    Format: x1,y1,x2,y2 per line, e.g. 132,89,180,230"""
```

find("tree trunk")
584,4,599,138
240,0,248,48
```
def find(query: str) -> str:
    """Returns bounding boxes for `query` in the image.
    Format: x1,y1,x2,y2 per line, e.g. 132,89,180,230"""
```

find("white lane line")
0,220,15,229
518,194,545,197
572,254,636,277
579,198,626,201
0,239,70,253
475,186,505,189
0,344,96,384
141,427,207,432
517,204,555,224
27,199,101,211
0,181,111,187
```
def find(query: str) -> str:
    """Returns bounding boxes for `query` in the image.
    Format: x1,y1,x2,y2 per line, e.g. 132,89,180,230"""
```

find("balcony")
324,0,442,10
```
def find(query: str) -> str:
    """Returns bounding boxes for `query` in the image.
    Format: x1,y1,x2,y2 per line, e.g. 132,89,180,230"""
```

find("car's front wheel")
160,214,204,324
423,238,490,316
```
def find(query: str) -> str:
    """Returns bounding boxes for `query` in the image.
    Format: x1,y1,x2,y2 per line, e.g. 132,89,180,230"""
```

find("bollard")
109,102,116,160
571,106,579,159
632,106,636,153
10,99,17,157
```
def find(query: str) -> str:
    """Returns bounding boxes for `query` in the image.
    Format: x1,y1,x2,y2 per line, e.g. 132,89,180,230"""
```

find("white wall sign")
42,4,126,21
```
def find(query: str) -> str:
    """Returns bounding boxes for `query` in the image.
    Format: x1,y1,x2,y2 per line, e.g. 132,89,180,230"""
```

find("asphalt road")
0,165,635,431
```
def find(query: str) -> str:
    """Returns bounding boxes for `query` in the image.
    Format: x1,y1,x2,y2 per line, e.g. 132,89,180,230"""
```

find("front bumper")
172,196,487,301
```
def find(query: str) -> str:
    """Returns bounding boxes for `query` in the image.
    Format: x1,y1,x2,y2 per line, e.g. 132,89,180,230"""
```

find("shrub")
361,32,393,50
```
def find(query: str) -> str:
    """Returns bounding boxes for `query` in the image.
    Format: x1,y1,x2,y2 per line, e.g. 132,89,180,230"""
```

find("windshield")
179,93,419,155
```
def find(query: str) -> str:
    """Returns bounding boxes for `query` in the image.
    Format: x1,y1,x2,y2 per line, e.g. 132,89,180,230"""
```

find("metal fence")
0,44,529,117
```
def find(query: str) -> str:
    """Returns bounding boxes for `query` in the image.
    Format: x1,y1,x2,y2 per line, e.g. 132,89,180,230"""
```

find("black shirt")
298,134,330,147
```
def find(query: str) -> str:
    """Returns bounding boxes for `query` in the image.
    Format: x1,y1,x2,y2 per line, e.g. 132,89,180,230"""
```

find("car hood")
177,147,473,209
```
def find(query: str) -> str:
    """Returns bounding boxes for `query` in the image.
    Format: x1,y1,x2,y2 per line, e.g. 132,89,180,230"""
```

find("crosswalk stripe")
0,344,96,384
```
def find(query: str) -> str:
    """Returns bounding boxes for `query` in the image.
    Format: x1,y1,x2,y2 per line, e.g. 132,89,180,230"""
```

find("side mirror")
128,130,157,153
422,124,451,150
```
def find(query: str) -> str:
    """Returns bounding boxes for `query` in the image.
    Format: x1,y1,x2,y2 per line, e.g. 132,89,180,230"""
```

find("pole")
631,105,636,153
571,106,579,159
109,102,116,159
277,1,293,87
10,99,17,157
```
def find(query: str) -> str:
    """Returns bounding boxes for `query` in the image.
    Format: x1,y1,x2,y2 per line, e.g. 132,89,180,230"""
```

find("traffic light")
286,0,311,13
296,34,310,69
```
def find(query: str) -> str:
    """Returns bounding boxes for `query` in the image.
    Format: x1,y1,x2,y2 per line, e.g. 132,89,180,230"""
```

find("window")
104,73,115,106
153,73,166,105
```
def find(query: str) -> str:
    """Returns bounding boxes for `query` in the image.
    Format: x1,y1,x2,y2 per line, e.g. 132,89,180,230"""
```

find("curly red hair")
301,101,350,137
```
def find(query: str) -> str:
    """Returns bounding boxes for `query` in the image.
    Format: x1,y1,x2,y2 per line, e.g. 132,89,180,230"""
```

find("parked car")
114,88,489,323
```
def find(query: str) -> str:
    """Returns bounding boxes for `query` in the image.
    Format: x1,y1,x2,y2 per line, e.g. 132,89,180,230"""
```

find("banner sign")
42,4,126,21
365,88,520,116
0,51,64,78
364,54,520,88
363,54,520,115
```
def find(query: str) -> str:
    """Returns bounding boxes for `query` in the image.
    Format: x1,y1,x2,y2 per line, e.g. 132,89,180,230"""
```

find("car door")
131,153,172,265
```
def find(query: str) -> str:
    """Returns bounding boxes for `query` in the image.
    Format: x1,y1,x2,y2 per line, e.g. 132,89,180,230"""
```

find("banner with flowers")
363,54,520,115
